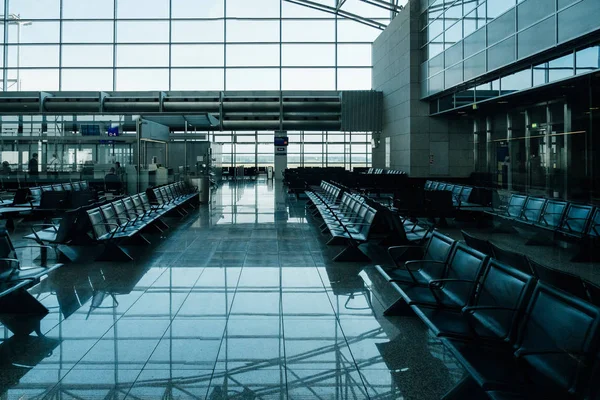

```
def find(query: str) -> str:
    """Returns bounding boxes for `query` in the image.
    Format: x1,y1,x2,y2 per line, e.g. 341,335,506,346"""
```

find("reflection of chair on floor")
0,334,61,393
86,291,119,319
376,333,460,399
325,265,373,311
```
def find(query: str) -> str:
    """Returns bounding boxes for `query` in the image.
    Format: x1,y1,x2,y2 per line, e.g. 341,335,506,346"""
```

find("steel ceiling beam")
359,0,403,14
283,0,386,30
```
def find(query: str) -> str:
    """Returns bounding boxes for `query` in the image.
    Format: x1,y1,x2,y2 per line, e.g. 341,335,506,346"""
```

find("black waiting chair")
461,231,494,256
527,258,589,302
489,242,535,276
0,229,62,283
377,231,455,285
413,259,535,343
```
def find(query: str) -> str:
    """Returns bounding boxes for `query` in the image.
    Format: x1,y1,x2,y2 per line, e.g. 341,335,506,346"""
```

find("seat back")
55,209,79,243
430,182,439,190
459,186,473,204
160,187,171,202
437,183,447,191
452,185,463,199
490,242,534,276
587,208,600,238
41,185,54,192
100,204,120,228
87,208,110,239
518,197,546,223
461,230,493,256
0,229,17,278
152,188,164,205
40,191,69,210
51,184,63,191
29,187,42,204
506,194,528,218
469,259,535,342
538,199,568,229
444,183,455,192
442,243,488,307
80,181,89,190
515,282,600,395
140,193,152,209
528,259,588,302
584,280,600,307
132,195,146,213
71,182,81,191
62,183,73,191
112,201,130,225
358,207,377,237
560,203,593,235
123,197,139,219
424,231,455,263
424,180,433,190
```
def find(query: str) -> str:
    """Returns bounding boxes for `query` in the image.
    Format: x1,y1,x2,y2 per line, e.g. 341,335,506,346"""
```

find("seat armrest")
463,305,517,314
0,258,21,269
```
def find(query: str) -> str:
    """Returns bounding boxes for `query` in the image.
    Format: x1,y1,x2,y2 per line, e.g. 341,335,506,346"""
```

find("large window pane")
227,45,279,67
117,0,169,19
338,69,372,90
338,19,381,43
7,45,59,68
172,45,224,67
117,21,169,43
500,69,531,94
338,44,371,66
227,21,279,43
6,69,59,91
488,37,516,71
63,45,114,67
117,45,169,67
172,0,224,18
61,69,113,91
548,53,574,82
282,20,335,42
171,69,224,91
464,51,485,80
343,0,389,18
8,22,59,44
63,0,114,18
282,44,335,67
9,0,59,19
517,0,555,30
172,21,224,43
576,45,600,75
226,69,279,90
63,22,114,43
517,17,555,59
116,69,169,90
227,0,280,17
487,8,515,46
282,69,335,90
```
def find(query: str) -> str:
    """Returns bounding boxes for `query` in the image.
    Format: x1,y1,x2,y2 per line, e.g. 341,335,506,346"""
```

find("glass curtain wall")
214,130,372,170
471,73,600,201
0,0,387,92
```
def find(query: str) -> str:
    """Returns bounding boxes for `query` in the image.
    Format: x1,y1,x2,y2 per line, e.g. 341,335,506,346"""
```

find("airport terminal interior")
1,0,600,399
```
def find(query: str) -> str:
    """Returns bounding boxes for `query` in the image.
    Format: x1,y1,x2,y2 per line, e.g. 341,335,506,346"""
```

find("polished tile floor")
2,180,470,399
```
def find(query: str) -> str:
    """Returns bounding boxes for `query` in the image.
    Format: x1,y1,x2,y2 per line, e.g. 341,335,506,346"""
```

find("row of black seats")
26,181,198,262
306,181,432,261
365,168,407,175
487,193,600,261
7,180,91,208
462,230,600,308
375,231,600,399
424,180,498,209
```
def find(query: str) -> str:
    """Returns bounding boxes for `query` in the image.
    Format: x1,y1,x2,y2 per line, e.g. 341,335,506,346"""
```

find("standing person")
114,161,124,181
28,153,39,176
48,153,59,177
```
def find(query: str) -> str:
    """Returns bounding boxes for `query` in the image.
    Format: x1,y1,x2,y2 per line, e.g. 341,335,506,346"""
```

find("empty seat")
528,259,588,302
489,242,534,276
461,230,493,256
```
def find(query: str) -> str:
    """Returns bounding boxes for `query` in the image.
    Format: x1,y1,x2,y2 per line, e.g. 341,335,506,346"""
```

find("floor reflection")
0,180,463,399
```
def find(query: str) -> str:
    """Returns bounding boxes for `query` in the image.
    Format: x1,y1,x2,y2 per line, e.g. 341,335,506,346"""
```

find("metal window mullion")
2,2,8,91
168,0,172,90
112,0,117,91
223,0,227,90
59,0,63,90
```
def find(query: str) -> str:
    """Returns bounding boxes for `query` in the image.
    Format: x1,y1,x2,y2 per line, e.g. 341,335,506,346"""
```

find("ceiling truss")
284,0,404,30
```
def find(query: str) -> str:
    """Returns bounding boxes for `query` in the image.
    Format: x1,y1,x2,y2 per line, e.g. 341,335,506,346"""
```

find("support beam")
284,0,386,30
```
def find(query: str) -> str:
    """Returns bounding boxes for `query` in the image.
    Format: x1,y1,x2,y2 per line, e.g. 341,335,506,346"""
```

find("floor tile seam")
43,264,173,394
203,238,250,385
311,249,373,399
121,265,210,399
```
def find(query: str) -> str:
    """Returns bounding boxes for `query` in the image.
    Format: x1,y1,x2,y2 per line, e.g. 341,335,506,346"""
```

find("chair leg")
383,297,413,316
333,244,371,262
